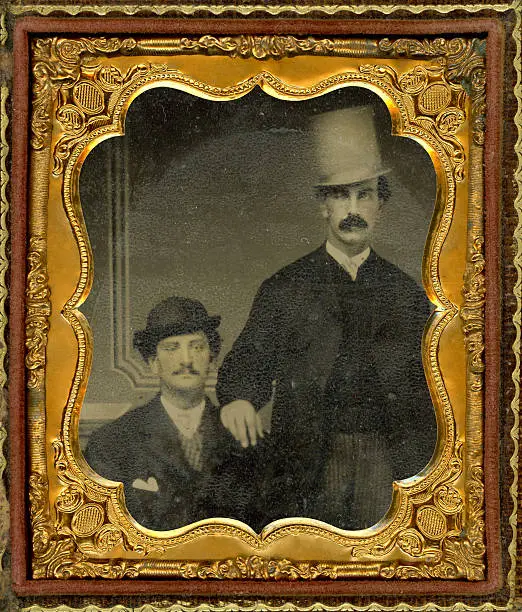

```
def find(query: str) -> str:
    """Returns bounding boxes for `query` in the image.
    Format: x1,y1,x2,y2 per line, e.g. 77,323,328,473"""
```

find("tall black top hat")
133,296,221,360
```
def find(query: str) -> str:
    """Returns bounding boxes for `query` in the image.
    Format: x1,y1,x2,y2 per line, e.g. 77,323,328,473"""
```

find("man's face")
149,331,212,395
321,177,380,256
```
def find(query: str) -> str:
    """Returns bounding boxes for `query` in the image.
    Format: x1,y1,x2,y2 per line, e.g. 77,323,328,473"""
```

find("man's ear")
148,356,158,375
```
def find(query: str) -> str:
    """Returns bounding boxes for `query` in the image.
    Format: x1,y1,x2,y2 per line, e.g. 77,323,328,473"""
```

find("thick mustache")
338,214,368,231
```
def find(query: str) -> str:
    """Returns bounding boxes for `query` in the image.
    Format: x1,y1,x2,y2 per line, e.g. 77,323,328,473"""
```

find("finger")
246,414,258,447
235,413,249,448
256,413,265,438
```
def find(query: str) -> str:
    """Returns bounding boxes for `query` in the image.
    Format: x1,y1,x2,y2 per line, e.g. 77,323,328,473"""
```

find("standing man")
85,296,258,531
216,106,437,529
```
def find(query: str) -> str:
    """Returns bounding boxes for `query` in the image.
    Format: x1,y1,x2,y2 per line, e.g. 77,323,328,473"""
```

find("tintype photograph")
79,86,437,533
11,19,509,597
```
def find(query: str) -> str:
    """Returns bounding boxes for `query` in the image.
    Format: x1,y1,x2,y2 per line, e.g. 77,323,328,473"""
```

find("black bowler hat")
133,296,221,360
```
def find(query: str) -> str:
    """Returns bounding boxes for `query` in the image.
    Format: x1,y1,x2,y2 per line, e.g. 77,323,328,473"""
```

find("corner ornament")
377,38,486,146
30,440,142,579
355,442,485,580
31,37,137,152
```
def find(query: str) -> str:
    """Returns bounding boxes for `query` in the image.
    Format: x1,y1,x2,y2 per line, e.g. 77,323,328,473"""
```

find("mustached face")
320,178,380,256
149,331,211,394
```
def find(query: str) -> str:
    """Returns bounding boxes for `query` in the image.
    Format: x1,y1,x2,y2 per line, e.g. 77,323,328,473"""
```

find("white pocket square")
132,476,159,492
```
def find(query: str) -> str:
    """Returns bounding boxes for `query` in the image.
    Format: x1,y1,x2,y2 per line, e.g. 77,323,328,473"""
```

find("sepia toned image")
79,86,437,533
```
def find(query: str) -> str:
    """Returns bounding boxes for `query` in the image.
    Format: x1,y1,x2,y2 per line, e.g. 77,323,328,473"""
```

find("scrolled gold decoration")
358,61,466,183
0,422,5,570
31,37,137,151
180,556,339,580
29,471,80,578
398,66,429,94
50,55,467,576
5,1,518,19
355,441,484,580
465,465,486,567
436,108,466,136
132,556,382,580
25,236,51,391
507,6,522,606
55,484,84,513
461,236,486,380
166,34,332,59
396,529,425,556
0,74,7,579
53,558,139,580
61,52,457,574
378,37,485,145
53,62,149,175
94,525,124,553
29,440,146,578
379,37,470,59
56,104,85,134
0,13,6,47
52,439,149,555
98,65,126,91
433,484,463,514
135,35,379,59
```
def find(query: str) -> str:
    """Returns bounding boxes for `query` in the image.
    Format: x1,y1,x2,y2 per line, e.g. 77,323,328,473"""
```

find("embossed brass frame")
11,16,508,601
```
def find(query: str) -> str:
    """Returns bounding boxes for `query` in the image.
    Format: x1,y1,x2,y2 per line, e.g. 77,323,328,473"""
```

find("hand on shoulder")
220,400,264,448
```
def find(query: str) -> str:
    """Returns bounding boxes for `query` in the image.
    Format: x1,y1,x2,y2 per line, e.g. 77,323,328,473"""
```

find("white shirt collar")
160,395,205,439
326,242,371,280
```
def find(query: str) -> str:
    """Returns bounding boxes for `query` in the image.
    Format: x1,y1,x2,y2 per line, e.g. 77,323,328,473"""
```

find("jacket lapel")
142,395,194,483
303,245,346,386
199,398,236,475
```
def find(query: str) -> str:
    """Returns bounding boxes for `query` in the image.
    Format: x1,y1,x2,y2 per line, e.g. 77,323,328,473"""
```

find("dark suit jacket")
216,245,437,527
84,395,259,531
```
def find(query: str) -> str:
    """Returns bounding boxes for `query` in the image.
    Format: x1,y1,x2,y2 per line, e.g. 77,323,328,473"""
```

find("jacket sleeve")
83,423,125,482
216,279,282,410
384,287,437,480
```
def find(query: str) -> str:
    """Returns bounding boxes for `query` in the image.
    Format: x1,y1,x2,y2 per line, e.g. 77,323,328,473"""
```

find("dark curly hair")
377,175,391,205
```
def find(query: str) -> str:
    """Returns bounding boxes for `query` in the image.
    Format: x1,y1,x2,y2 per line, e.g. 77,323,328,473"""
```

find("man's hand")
220,400,264,448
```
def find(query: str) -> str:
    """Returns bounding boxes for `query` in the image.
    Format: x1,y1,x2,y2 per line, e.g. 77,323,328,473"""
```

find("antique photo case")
7,13,513,605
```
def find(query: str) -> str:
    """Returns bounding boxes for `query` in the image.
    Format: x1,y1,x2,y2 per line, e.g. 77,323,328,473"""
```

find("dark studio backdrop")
78,85,436,443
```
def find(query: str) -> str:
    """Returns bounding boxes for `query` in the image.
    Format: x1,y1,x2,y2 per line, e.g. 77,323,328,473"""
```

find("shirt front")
160,396,205,439
326,241,371,281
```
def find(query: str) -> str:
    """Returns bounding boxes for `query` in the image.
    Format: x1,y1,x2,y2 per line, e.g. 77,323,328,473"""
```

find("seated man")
84,296,257,531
